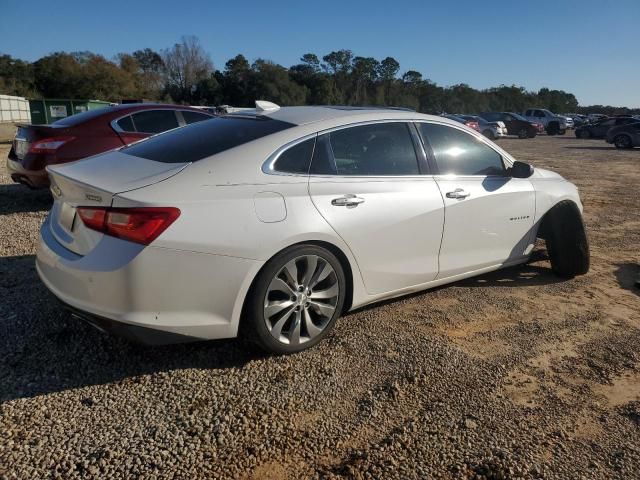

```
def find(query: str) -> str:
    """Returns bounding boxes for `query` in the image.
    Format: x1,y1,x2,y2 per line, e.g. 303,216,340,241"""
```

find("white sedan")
37,102,589,353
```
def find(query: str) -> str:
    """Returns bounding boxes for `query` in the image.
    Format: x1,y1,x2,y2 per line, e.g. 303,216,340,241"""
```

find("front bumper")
36,216,263,343
6,157,50,188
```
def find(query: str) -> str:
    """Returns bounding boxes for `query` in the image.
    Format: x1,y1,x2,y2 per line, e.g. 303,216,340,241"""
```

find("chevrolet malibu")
37,102,590,353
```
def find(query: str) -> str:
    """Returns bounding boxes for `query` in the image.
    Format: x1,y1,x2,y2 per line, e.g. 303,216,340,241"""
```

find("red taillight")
29,136,75,154
77,207,180,245
466,121,480,131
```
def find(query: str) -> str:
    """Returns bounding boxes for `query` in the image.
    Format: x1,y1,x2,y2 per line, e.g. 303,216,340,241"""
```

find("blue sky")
2,0,638,107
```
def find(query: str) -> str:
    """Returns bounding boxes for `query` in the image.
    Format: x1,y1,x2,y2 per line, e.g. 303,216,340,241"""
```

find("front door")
308,122,445,295
417,122,536,278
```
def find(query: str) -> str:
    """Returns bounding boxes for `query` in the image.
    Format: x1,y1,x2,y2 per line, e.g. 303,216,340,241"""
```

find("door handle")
331,194,365,207
446,188,471,199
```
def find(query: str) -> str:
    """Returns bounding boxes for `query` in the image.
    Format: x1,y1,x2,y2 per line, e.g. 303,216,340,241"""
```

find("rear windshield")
122,116,295,163
52,106,112,126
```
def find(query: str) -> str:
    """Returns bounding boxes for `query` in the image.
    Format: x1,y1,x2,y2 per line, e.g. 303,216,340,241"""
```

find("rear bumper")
36,216,263,343
6,157,50,188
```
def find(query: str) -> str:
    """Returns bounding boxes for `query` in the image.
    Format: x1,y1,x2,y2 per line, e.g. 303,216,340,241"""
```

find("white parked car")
37,102,590,353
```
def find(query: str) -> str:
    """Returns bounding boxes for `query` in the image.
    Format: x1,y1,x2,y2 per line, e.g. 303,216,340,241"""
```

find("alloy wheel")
263,255,339,346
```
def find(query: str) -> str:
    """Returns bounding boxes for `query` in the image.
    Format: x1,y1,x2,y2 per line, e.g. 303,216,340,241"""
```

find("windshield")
510,113,529,121
122,115,296,163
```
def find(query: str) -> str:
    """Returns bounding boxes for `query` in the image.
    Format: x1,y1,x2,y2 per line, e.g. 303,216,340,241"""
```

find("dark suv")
605,122,640,149
7,104,214,188
479,112,539,139
575,116,638,139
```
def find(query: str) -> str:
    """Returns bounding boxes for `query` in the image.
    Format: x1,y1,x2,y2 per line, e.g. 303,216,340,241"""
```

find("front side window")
272,138,315,174
131,110,180,134
419,123,505,176
325,122,419,176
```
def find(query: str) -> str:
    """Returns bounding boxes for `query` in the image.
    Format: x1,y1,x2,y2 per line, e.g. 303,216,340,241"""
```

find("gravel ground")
1,134,639,479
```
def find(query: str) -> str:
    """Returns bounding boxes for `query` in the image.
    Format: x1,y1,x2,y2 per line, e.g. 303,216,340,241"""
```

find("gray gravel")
1,136,639,479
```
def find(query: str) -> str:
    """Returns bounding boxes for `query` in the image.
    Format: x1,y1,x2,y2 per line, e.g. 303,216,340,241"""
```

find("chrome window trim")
261,133,318,176
263,119,428,178
413,119,515,178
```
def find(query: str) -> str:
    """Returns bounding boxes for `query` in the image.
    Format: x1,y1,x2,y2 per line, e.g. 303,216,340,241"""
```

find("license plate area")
59,202,77,232
14,139,29,160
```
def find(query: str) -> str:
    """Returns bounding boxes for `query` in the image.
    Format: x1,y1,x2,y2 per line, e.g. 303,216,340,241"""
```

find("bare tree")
162,36,213,103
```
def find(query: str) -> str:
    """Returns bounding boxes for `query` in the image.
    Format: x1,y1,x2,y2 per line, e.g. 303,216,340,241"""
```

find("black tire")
576,129,590,139
517,127,529,139
547,122,559,136
559,129,566,135
542,201,590,278
244,244,346,354
482,129,495,140
614,134,632,149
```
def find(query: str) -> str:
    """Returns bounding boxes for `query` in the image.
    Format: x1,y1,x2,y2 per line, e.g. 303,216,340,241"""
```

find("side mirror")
509,161,534,178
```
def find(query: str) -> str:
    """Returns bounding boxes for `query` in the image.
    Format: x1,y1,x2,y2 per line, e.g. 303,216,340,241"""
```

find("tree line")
1,36,637,116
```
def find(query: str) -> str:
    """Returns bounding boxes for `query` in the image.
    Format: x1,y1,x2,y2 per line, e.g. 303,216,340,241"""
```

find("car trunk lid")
46,150,189,255
11,123,69,161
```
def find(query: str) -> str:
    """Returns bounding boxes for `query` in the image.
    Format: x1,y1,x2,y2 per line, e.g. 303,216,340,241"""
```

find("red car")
7,104,214,188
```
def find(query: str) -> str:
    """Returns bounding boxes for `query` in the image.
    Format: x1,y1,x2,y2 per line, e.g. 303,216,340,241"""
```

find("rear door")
308,121,445,295
417,122,536,278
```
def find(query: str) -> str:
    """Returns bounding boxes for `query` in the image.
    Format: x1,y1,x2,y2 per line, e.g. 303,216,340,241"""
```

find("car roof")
226,105,442,127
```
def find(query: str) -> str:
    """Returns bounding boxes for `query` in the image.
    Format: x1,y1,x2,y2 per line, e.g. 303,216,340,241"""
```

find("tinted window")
181,110,213,125
273,138,315,174
132,110,179,133
481,112,501,122
123,116,295,163
534,110,545,117
327,123,419,176
116,115,135,132
309,134,336,175
419,123,505,176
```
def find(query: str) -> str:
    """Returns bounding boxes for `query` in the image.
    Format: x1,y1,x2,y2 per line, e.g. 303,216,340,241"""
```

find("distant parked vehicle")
456,115,507,140
575,116,638,139
605,122,640,149
7,104,214,188
522,109,567,135
439,114,481,132
479,112,539,139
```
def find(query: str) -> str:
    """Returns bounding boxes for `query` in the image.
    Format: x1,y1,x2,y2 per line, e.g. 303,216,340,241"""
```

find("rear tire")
244,244,346,354
614,134,632,149
542,201,590,278
577,129,591,139
517,128,529,139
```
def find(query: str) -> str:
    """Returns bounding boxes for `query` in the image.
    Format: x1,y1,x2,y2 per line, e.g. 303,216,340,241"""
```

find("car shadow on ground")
614,262,640,297
351,250,565,316
0,183,52,215
0,254,265,402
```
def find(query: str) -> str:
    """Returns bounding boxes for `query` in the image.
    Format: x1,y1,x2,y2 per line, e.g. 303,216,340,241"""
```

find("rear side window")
131,110,179,134
419,123,505,176
326,123,419,176
272,138,315,174
481,112,500,122
181,110,213,125
116,115,135,132
123,116,295,163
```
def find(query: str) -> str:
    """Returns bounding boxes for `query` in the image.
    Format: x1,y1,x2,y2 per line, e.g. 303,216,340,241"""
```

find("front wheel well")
536,200,581,240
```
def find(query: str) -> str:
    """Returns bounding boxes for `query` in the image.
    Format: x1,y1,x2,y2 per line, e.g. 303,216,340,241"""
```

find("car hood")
533,167,564,180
